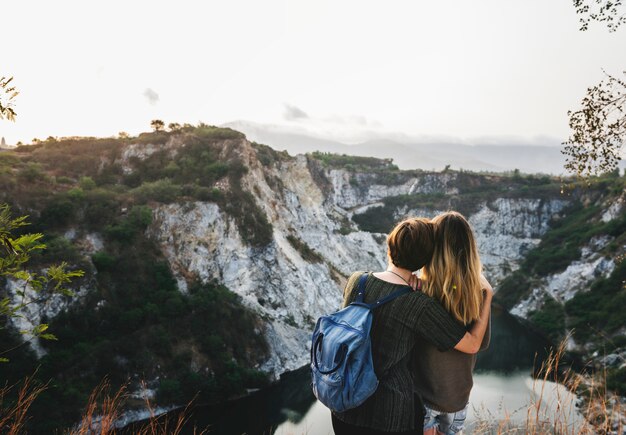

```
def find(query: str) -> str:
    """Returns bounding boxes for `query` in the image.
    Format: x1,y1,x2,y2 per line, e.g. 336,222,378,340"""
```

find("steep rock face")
329,170,458,210
360,198,570,284
5,134,596,380
148,146,388,376
118,136,184,174
147,138,573,377
468,198,569,282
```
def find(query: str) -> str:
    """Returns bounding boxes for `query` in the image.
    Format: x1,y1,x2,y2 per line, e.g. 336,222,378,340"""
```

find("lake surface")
132,307,583,434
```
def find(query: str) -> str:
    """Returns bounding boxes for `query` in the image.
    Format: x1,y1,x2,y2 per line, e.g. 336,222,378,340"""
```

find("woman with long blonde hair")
413,211,492,435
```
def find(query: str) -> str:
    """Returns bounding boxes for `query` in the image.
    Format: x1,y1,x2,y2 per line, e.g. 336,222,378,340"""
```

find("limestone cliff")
4,131,623,383
133,137,577,376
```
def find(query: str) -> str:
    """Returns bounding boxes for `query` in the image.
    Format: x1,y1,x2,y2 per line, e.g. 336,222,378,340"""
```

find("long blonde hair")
422,211,483,325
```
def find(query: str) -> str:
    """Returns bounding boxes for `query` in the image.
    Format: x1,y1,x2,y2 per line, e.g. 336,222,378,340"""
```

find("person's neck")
373,265,412,285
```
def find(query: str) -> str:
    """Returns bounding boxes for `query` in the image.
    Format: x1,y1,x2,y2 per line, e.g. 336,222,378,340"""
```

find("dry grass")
0,376,205,434
0,373,47,434
68,379,206,435
2,341,625,434
470,338,625,434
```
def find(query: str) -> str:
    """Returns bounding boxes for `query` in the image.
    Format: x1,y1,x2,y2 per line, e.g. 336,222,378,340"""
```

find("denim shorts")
423,403,468,435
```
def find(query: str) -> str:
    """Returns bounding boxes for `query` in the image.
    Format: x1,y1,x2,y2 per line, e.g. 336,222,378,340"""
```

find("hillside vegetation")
1,127,624,431
0,126,272,431
494,173,626,394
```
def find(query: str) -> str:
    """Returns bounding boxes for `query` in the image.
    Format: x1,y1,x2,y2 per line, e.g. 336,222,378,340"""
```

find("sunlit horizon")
2,0,626,149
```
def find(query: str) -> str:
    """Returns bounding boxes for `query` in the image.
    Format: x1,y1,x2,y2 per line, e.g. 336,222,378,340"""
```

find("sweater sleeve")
416,298,467,352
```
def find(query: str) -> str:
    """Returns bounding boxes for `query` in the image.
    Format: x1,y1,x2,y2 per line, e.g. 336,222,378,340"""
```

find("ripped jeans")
423,403,468,435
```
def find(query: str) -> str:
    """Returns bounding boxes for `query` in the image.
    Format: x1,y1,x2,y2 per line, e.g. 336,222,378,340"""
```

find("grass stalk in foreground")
471,338,624,434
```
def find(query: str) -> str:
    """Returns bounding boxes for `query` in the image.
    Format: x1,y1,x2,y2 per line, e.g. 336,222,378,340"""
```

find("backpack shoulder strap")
352,272,412,309
354,273,369,303
368,286,412,310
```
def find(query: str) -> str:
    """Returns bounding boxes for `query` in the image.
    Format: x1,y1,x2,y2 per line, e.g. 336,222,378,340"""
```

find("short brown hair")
386,217,435,271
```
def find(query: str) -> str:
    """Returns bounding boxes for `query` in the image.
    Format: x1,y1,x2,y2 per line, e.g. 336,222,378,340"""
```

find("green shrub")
66,187,85,201
181,184,223,201
495,271,532,310
310,152,397,171
353,204,396,233
565,259,626,342
30,235,82,266
131,179,182,203
18,162,47,183
83,189,120,229
0,152,20,167
134,131,170,145
252,142,290,167
157,379,184,403
607,366,626,395
91,251,116,271
529,296,565,342
40,197,77,228
193,125,245,140
523,204,601,276
79,176,96,190
224,189,273,247
286,235,323,263
104,205,152,243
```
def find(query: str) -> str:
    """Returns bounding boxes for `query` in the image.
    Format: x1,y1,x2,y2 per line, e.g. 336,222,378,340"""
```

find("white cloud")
143,88,159,106
283,104,309,121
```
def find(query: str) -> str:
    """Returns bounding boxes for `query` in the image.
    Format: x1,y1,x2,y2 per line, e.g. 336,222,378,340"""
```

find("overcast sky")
2,0,625,145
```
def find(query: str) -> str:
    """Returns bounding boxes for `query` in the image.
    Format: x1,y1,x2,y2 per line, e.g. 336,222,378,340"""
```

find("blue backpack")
310,273,412,412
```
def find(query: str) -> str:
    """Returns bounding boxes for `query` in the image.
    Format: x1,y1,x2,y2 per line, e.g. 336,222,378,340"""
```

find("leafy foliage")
0,204,84,358
252,142,290,168
563,71,626,178
565,1,626,179
33,253,269,429
494,176,626,357
0,76,18,121
104,205,152,243
574,0,626,32
309,151,397,171
194,124,245,140
0,126,275,429
150,119,165,132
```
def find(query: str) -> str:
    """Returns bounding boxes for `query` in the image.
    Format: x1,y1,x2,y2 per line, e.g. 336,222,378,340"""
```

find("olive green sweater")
412,313,491,412
333,272,467,432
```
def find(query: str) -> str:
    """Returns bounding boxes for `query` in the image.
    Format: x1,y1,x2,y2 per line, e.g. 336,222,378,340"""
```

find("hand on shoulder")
479,274,494,300
408,273,421,291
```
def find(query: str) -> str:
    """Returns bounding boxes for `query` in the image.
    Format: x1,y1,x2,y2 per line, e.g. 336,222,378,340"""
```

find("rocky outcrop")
8,135,609,380
469,198,570,282
328,170,458,210
148,147,388,376
144,138,574,377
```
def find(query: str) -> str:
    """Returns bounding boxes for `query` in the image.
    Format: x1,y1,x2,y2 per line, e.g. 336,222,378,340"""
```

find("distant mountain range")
223,120,569,175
